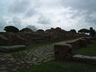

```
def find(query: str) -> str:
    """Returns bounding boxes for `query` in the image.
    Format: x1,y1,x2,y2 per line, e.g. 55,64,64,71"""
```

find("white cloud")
0,0,96,32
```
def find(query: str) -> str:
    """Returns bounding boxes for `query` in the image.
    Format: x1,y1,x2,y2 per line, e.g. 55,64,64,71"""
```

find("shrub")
20,28,33,32
78,29,89,34
4,26,19,32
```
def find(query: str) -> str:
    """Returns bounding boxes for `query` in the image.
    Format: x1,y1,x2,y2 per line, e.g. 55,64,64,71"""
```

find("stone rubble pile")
0,45,26,53
73,54,96,64
54,37,92,60
0,37,94,72
0,44,55,72
0,27,87,45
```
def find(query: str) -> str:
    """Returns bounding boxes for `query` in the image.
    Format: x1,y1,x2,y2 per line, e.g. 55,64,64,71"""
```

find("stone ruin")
0,45,26,53
0,28,88,45
54,44,72,60
54,37,92,60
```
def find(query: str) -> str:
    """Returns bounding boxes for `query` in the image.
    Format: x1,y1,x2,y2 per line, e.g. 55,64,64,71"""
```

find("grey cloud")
84,14,96,27
62,0,96,11
9,0,30,14
38,16,50,24
0,18,8,32
72,11,96,25
25,9,37,17
73,12,96,29
61,0,96,29
8,0,40,14
0,0,96,31
26,25,37,31
70,10,89,19
7,17,22,29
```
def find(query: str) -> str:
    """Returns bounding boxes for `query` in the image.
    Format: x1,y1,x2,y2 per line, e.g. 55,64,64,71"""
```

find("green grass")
19,39,96,72
19,61,96,72
11,41,55,56
11,39,76,56
27,38,76,49
74,39,96,56
27,42,54,49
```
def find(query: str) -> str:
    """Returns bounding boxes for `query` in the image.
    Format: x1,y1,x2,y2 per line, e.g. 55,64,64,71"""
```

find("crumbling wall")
0,28,88,45
54,37,92,60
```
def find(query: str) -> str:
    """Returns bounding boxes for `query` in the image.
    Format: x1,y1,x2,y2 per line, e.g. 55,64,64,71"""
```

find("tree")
89,27,96,37
70,29,76,33
26,25,37,31
78,29,89,34
36,29,44,33
4,26,19,32
20,28,33,32
55,27,62,31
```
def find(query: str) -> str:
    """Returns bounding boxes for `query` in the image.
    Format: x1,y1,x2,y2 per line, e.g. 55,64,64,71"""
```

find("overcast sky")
0,0,96,31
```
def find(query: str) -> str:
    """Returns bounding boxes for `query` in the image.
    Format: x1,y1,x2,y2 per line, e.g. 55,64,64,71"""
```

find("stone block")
0,45,26,53
66,39,80,50
54,44,72,60
79,39,87,48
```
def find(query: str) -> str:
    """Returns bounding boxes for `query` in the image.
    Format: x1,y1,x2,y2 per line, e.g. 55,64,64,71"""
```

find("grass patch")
19,38,96,72
11,51,26,56
11,42,54,56
27,38,76,49
27,42,54,49
19,61,96,72
11,39,75,56
73,39,96,56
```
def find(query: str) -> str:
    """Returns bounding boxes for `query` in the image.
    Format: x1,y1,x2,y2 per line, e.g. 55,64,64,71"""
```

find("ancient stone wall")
0,28,88,45
54,37,92,60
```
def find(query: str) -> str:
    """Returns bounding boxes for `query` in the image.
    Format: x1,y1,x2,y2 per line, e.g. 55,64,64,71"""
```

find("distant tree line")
3,25,96,37
78,27,96,37
4,26,35,33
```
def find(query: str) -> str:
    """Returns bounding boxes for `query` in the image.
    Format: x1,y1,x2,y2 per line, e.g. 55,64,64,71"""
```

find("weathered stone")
54,37,93,61
11,34,27,45
54,44,72,60
79,39,87,48
0,65,8,72
0,45,26,53
0,35,8,45
0,27,88,45
81,37,91,44
66,39,80,49
73,54,96,64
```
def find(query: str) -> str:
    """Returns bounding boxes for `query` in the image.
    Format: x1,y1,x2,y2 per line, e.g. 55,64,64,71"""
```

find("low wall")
0,30,87,45
73,54,96,64
54,37,92,60
0,45,26,53
54,44,72,60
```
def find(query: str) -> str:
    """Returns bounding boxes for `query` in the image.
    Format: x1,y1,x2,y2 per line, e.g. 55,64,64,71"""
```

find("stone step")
0,45,26,53
0,65,8,72
73,54,96,64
